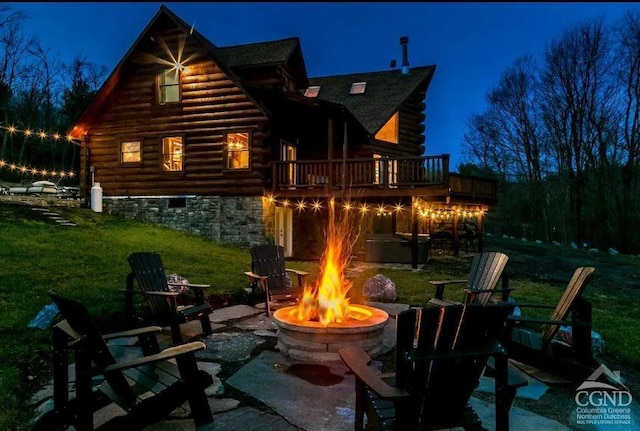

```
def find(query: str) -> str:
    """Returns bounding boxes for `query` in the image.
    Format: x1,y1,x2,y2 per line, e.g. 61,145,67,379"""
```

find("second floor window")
121,141,141,164
226,132,250,170
162,136,183,171
158,69,180,104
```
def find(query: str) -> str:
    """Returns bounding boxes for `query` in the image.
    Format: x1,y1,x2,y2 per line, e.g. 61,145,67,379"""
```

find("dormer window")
157,69,181,104
304,86,321,98
350,82,367,95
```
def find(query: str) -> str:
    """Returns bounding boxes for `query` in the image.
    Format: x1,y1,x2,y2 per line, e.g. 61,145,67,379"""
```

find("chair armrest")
103,341,206,373
142,291,180,297
103,326,163,341
429,279,468,300
464,288,514,295
338,347,409,399
168,282,211,290
244,271,268,281
429,279,468,286
285,268,310,276
508,302,556,309
186,283,210,290
506,316,591,327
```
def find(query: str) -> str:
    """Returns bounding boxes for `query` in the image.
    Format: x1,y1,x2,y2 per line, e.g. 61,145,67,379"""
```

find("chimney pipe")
400,36,409,75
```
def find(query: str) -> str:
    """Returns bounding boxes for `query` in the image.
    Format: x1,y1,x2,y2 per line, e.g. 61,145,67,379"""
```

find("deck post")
342,117,348,193
476,210,484,252
411,196,419,268
452,210,460,256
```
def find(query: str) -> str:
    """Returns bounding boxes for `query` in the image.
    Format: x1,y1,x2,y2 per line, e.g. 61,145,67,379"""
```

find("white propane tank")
90,182,103,213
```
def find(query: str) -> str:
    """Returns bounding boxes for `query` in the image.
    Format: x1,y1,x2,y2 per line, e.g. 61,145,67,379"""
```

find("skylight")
350,82,367,95
304,86,321,98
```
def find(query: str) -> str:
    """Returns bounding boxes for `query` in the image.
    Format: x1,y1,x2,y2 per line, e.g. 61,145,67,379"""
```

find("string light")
295,200,306,212
0,158,75,178
262,194,486,220
0,125,81,146
311,200,322,212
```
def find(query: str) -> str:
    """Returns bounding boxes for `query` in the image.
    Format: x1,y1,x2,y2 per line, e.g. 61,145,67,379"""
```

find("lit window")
303,86,321,98
158,69,180,104
162,137,183,171
350,82,367,94
375,112,399,144
226,132,250,170
121,141,141,163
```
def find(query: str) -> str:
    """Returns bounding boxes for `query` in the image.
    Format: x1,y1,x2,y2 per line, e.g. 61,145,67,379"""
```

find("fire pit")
273,304,389,362
270,197,390,362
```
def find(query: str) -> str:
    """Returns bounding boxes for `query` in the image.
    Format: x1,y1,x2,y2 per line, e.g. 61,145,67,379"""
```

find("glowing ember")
296,198,359,327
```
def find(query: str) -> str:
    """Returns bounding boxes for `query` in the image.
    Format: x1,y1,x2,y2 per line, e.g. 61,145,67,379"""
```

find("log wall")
86,25,269,197
369,89,426,157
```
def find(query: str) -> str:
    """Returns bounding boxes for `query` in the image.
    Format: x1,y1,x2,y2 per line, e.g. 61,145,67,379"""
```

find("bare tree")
0,4,33,159
539,17,616,246
611,11,640,252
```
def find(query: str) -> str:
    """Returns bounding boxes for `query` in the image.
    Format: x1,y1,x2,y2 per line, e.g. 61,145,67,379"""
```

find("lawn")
0,201,638,429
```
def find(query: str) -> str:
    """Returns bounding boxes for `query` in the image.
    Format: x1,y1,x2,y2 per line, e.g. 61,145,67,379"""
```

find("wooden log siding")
84,26,269,197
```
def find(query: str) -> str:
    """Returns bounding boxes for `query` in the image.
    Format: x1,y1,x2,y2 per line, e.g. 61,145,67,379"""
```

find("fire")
296,198,358,326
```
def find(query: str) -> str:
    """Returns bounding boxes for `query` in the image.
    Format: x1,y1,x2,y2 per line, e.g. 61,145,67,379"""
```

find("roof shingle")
217,37,300,68
308,66,435,135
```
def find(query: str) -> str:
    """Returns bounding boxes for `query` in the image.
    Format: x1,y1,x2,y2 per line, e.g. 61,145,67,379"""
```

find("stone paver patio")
31,300,597,431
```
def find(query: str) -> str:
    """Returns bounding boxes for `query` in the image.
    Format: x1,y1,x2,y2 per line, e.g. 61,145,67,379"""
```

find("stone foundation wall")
103,195,268,247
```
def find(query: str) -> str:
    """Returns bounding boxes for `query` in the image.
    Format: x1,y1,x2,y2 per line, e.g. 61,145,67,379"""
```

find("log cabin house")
70,5,497,266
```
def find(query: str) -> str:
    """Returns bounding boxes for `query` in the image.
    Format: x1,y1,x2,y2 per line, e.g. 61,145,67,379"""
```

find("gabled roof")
70,5,267,138
217,37,300,68
308,66,436,136
218,37,309,90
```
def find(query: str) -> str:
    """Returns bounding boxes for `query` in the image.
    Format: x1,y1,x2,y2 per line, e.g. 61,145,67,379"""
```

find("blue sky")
11,2,636,170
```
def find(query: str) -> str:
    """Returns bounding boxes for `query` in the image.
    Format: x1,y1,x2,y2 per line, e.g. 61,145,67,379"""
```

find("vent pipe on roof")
400,36,409,75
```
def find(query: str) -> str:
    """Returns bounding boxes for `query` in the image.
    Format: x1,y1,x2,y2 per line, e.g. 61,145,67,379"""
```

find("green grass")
1,202,639,429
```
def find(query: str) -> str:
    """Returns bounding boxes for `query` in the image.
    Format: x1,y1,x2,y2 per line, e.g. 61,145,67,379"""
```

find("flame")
296,199,358,326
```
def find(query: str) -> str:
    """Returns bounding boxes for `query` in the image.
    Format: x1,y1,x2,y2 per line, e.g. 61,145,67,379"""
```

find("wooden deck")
271,155,497,204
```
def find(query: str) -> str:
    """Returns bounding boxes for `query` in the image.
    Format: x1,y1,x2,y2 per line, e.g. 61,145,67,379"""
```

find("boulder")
166,273,190,293
362,274,397,302
609,248,620,256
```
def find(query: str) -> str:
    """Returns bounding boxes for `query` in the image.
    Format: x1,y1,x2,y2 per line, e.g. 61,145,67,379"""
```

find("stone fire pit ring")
272,305,389,362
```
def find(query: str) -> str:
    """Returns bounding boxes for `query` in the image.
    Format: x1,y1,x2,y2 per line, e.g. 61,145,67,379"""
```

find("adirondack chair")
429,251,511,305
125,252,213,343
32,291,213,431
503,266,597,381
339,302,515,431
244,244,309,316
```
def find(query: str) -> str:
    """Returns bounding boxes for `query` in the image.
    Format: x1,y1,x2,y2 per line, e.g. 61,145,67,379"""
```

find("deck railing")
272,155,450,189
271,155,498,200
449,173,498,198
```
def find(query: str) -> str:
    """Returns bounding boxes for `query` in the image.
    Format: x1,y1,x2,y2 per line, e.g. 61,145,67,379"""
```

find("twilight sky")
10,2,636,170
